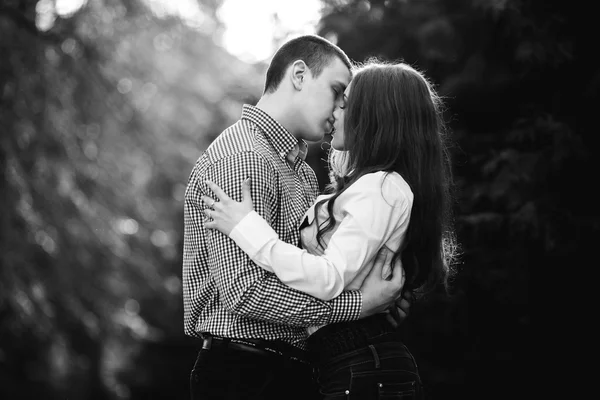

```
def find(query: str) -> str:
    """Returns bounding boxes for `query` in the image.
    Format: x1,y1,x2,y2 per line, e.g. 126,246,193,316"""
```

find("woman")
202,60,458,400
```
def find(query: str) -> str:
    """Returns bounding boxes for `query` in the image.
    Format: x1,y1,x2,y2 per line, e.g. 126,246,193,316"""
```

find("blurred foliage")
0,0,587,399
1,0,262,399
313,1,585,399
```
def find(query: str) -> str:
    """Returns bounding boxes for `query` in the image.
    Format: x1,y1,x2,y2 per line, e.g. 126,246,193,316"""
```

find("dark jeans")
314,332,423,400
190,339,320,400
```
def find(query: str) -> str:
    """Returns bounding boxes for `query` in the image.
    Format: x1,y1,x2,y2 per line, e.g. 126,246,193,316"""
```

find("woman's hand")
201,178,253,236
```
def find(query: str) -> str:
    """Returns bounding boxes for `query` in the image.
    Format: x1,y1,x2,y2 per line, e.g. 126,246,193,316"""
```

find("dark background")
0,0,584,399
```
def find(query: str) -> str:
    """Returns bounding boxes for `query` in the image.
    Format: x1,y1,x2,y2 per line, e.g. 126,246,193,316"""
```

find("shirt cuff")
229,210,279,259
328,290,362,324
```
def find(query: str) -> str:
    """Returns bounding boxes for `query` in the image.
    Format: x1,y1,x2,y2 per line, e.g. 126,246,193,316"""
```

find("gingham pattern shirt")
182,104,362,350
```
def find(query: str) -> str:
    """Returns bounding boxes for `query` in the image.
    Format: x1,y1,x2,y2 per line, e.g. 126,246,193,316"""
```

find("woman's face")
331,83,350,150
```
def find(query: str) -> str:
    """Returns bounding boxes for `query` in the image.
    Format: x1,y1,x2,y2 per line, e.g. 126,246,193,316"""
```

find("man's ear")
290,60,308,91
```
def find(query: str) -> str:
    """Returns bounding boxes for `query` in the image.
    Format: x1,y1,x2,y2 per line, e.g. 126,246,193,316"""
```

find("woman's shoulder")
340,171,414,209
336,171,414,216
347,171,413,205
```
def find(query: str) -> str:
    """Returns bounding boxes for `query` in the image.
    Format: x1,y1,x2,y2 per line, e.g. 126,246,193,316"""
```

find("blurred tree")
1,0,263,399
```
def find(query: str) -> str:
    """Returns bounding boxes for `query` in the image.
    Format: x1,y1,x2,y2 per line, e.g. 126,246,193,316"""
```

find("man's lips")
327,119,335,134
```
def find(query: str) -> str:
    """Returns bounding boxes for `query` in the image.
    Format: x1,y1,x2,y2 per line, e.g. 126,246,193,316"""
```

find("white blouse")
228,171,414,304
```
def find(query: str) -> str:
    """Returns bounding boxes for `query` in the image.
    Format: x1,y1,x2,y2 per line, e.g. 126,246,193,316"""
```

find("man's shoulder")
210,119,255,152
204,119,276,169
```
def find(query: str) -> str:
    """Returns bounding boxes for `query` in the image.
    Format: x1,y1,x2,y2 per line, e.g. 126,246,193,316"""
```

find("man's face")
297,57,351,142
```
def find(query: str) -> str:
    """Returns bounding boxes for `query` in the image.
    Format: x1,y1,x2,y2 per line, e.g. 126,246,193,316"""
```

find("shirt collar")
241,104,307,162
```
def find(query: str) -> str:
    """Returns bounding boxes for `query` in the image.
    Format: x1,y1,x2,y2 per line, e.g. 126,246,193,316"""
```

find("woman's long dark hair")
315,60,458,297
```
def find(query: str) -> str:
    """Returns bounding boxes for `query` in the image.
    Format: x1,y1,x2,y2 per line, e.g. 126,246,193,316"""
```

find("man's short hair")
263,35,352,94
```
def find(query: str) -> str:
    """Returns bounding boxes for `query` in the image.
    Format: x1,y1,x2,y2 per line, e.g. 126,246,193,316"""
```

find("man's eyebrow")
332,81,347,91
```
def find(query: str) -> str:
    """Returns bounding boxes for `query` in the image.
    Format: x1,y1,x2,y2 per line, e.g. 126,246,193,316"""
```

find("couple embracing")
182,34,457,400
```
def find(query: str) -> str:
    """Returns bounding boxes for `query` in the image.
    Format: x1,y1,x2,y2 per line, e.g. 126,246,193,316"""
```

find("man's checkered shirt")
183,105,362,350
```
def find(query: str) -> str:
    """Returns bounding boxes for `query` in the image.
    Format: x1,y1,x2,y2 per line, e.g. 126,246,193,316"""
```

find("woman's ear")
290,60,308,90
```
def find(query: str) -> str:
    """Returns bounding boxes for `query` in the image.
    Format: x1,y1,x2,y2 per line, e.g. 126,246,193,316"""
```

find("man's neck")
255,95,300,140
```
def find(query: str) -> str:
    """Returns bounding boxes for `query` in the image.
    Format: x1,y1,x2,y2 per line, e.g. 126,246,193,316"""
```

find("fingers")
394,302,409,320
203,208,221,231
389,263,405,288
203,208,214,221
394,292,413,319
371,248,388,274
201,195,219,209
242,177,251,204
385,310,399,329
205,179,231,203
401,290,415,303
202,205,220,219
396,296,410,309
204,218,216,229
205,178,251,206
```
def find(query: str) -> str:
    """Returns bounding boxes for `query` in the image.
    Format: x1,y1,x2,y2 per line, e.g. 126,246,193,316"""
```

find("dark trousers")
314,332,423,400
190,339,320,400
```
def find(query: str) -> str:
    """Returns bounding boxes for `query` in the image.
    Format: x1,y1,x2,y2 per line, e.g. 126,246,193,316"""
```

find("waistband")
307,313,398,364
200,333,310,365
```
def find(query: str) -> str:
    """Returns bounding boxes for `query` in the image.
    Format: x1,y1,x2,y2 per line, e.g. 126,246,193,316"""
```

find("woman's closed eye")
340,95,347,109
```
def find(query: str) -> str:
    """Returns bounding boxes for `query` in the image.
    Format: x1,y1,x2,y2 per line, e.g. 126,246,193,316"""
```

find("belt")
201,334,310,365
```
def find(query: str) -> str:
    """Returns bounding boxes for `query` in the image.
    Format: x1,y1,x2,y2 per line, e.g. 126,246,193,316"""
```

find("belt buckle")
202,335,213,350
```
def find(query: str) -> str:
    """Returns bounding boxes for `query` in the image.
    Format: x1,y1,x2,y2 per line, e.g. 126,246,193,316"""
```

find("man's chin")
301,132,325,143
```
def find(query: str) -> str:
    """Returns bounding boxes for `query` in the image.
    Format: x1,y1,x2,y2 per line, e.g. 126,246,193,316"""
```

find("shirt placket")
296,163,316,212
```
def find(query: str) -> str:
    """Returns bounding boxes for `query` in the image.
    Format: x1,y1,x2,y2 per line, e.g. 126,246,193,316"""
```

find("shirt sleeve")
229,173,412,300
196,151,362,326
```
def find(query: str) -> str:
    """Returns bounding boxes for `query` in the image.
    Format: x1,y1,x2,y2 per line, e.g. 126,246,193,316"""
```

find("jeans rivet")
379,383,383,388
345,390,350,395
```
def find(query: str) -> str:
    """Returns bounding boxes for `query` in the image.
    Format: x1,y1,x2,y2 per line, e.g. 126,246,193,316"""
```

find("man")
183,34,409,400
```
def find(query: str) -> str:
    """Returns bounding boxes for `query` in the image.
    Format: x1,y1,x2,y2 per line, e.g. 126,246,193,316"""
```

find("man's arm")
221,173,411,301
196,151,363,327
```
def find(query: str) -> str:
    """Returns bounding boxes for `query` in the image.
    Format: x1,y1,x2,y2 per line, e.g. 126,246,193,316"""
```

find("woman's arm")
204,173,412,300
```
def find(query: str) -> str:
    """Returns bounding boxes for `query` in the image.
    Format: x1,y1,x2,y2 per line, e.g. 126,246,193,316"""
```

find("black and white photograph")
1,0,579,399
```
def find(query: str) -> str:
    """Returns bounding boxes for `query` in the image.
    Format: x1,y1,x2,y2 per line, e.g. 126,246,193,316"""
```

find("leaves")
1,0,262,398
315,0,580,397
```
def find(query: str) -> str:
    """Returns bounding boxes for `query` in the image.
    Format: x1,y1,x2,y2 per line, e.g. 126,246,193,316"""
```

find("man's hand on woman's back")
358,248,408,319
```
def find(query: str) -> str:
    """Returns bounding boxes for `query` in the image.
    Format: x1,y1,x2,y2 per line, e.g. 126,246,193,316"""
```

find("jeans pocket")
320,390,349,400
378,380,417,400
349,370,420,400
319,378,350,400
